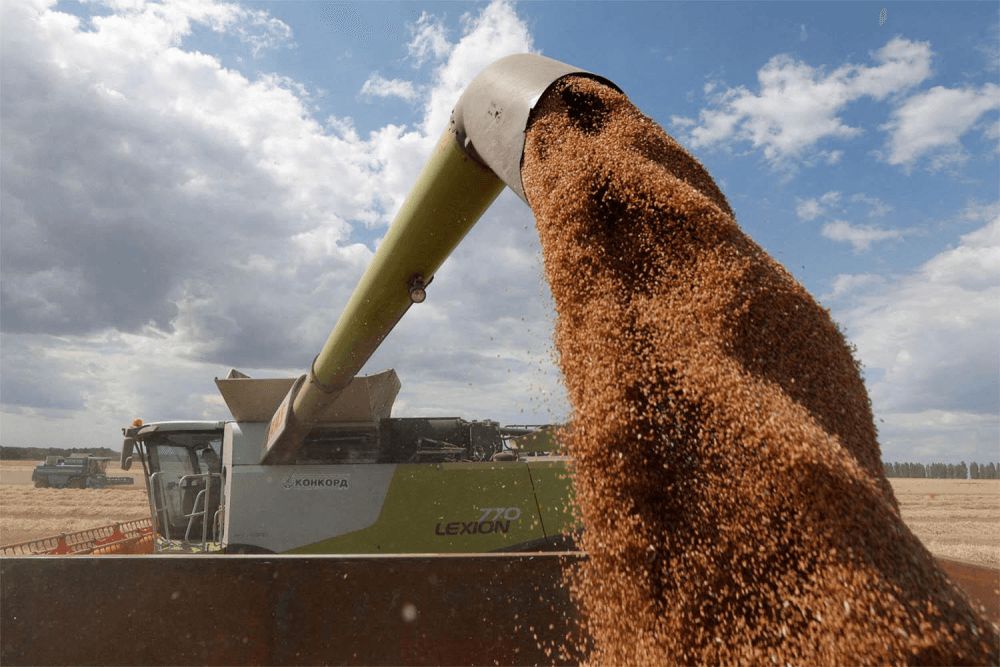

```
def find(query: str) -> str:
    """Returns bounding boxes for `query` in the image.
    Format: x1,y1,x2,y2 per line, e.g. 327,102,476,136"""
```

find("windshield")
145,432,222,473
142,431,223,542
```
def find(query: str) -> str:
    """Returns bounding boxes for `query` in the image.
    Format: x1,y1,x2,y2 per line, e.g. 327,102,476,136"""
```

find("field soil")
1,462,997,569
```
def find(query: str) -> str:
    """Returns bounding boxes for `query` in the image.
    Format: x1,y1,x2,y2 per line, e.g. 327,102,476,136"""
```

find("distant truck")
32,456,135,489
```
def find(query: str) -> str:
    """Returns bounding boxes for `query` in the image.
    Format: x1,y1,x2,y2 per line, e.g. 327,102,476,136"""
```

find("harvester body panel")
523,458,578,535
221,407,573,554
223,421,398,553
286,462,549,554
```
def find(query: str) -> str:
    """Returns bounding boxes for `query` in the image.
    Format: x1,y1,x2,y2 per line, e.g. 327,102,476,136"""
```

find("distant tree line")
0,446,119,461
883,461,1000,479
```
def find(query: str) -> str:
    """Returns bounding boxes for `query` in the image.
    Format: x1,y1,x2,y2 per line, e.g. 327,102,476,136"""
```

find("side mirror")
121,437,135,471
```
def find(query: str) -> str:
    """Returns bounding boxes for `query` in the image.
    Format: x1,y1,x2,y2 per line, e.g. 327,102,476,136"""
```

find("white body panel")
222,422,396,553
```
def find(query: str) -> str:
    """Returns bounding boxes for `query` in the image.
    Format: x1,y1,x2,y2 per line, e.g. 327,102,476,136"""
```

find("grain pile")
521,76,999,665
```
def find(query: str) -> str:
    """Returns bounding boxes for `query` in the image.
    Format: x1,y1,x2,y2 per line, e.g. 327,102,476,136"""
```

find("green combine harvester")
31,455,134,489
121,372,573,554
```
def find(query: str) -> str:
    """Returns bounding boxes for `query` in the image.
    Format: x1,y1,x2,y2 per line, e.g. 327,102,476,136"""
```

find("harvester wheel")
34,479,49,489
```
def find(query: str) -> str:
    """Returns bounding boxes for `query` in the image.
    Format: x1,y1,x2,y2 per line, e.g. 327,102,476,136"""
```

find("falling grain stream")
521,77,999,665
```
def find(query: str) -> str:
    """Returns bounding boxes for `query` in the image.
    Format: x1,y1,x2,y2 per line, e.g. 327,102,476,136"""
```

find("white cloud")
406,11,450,67
795,190,840,221
82,0,294,56
360,74,419,102
672,37,933,169
977,24,1000,73
963,200,1000,223
231,7,295,57
796,198,823,221
880,83,1000,170
820,149,842,165
850,193,893,218
821,220,907,253
878,410,998,463
670,115,697,130
418,0,536,138
823,272,885,300
922,218,999,290
985,117,1000,140
797,191,897,243
834,210,1000,461
1,0,560,449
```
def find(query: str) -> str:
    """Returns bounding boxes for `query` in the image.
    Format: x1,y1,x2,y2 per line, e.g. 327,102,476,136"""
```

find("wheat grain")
522,76,999,665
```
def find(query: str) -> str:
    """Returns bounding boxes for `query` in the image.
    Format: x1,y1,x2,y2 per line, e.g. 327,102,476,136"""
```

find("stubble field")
0,461,149,546
891,478,1000,569
0,461,997,569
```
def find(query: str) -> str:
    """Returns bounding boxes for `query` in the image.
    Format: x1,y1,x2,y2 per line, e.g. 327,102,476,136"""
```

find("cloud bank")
672,37,999,174
1,0,556,448
830,205,1000,461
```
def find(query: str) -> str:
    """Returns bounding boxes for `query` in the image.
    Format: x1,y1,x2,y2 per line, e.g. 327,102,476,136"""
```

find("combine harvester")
31,454,135,489
117,386,571,555
2,54,996,666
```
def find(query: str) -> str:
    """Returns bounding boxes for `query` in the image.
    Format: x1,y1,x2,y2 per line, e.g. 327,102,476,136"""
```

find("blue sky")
1,0,998,466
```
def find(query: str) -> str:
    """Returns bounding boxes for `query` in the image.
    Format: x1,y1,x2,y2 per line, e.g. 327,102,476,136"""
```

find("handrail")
148,472,173,544
179,472,220,551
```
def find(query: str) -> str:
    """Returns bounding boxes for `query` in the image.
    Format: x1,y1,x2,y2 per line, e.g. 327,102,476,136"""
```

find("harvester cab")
122,421,226,552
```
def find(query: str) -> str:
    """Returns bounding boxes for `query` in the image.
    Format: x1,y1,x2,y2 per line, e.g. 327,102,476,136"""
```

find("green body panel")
525,459,579,535
289,460,570,554
512,427,564,452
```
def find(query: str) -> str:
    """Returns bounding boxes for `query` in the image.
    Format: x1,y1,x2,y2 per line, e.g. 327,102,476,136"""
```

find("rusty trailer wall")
2,553,997,666
0,553,584,666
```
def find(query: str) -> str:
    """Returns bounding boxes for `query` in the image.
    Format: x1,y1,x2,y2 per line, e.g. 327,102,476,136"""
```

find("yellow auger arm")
261,54,619,464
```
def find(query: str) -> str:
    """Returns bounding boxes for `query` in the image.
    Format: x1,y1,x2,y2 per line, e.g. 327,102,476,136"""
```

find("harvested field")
891,478,1000,569
0,461,148,546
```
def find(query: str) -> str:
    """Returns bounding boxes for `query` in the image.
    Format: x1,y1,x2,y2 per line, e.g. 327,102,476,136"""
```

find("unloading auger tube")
261,54,621,465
